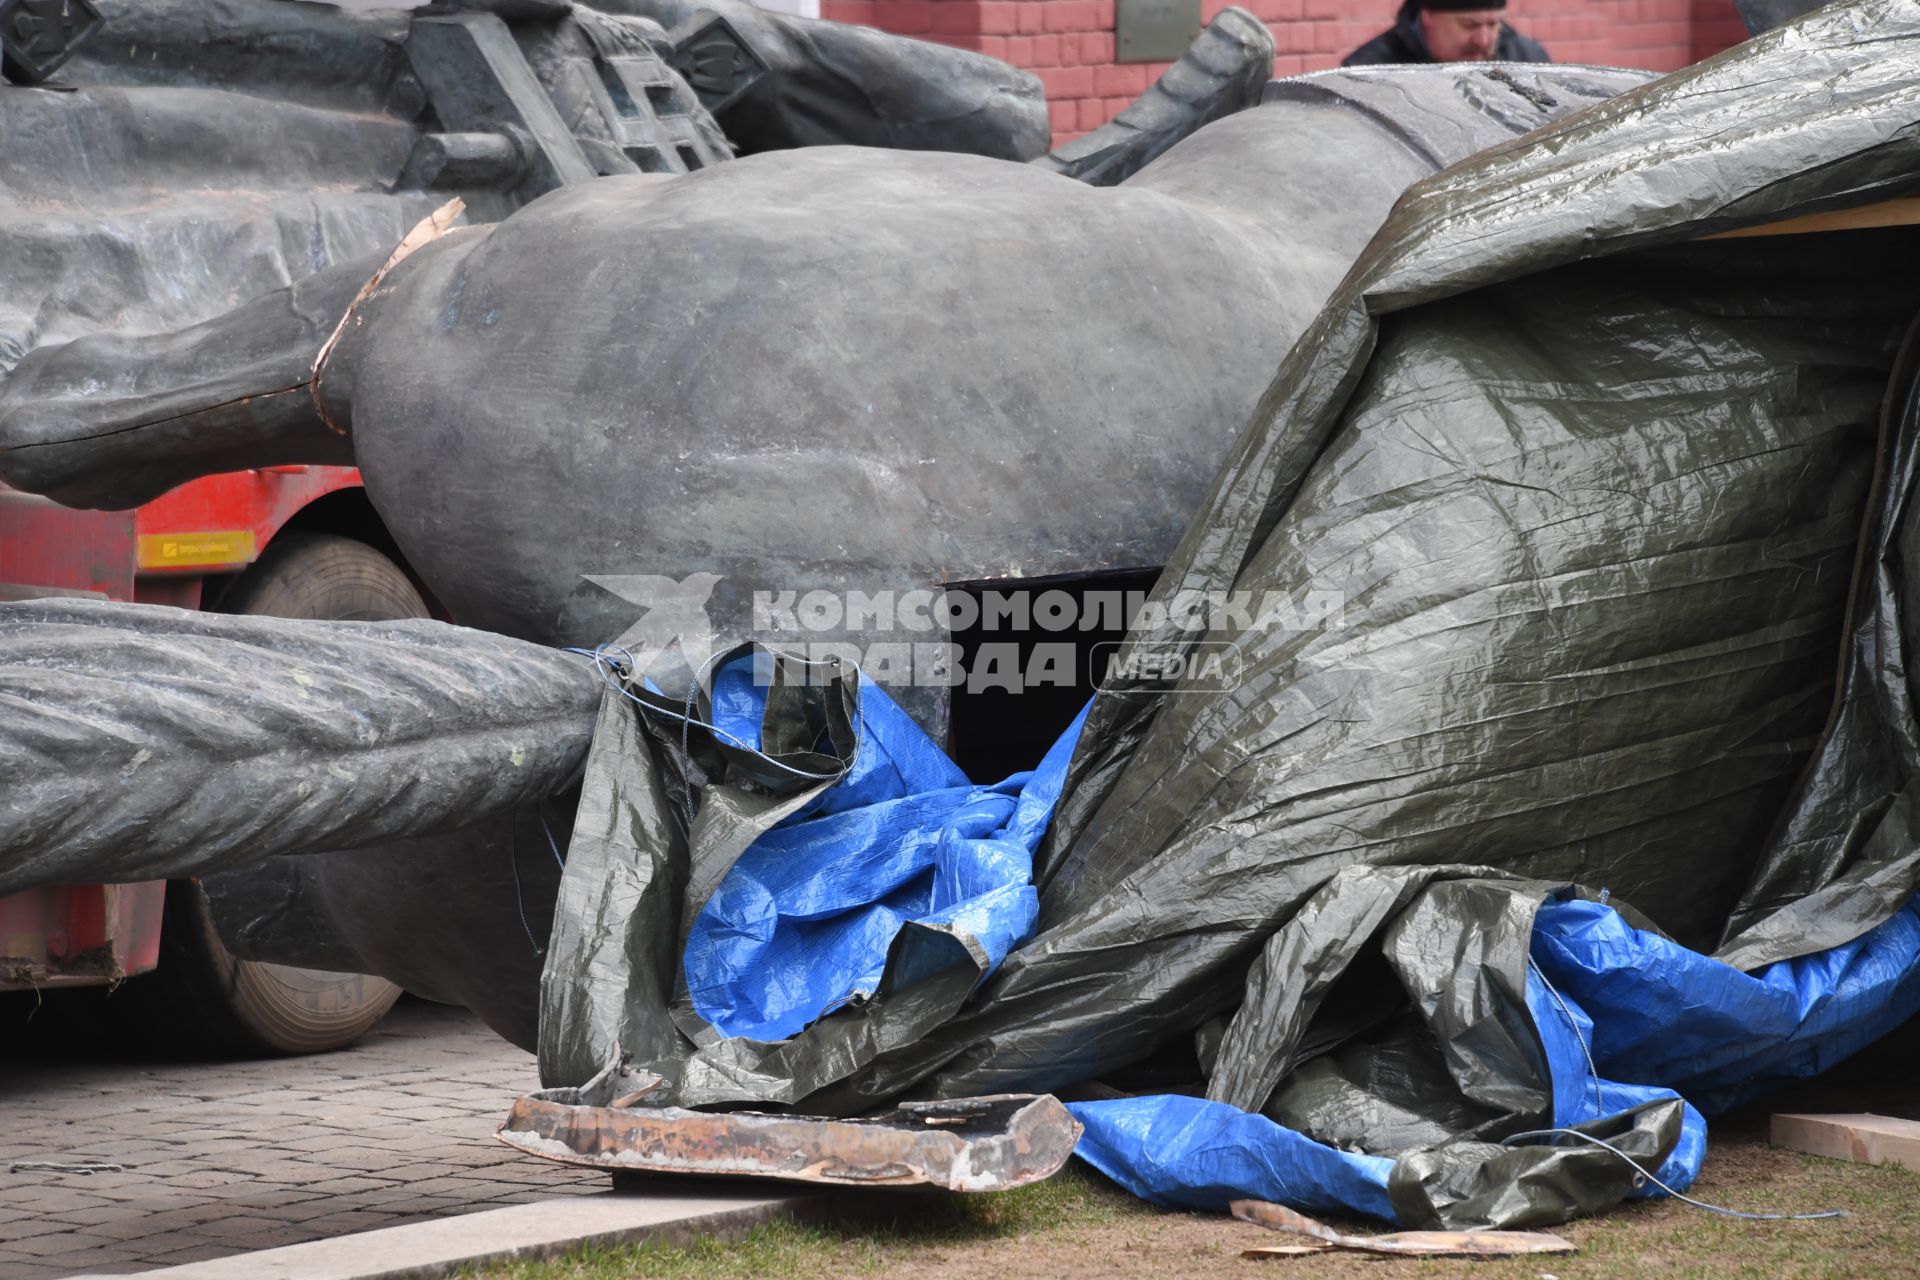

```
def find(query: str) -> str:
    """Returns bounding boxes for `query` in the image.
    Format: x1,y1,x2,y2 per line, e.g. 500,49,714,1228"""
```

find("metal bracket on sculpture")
405,12,599,201
668,13,769,117
0,0,103,85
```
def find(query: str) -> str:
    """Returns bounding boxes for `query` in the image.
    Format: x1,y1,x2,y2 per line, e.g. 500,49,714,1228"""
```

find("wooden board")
1702,197,1920,240
1771,1113,1920,1173
1231,1200,1575,1258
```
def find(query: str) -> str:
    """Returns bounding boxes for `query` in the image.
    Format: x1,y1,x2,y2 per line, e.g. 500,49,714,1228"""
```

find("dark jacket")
1343,0,1550,66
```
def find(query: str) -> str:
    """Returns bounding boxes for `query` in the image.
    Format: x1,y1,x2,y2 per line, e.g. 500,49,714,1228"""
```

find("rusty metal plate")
499,1084,1082,1192
1116,0,1200,64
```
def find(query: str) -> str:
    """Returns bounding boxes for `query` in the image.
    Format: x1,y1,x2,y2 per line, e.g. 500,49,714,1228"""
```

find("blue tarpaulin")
684,651,1090,1042
1070,892,1920,1222
1530,895,1920,1117
661,646,1920,1226
671,654,1917,1222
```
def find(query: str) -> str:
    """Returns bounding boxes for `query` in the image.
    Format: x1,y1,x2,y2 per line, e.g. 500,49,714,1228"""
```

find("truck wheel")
168,532,418,1054
153,879,405,1056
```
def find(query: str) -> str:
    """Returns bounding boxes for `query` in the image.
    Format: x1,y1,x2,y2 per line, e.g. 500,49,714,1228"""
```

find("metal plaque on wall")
1116,0,1201,63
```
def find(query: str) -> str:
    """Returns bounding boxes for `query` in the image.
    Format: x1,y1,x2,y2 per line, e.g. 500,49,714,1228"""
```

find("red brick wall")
820,0,1746,142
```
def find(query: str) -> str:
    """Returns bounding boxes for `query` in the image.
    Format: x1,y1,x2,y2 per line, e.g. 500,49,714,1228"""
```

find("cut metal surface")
1232,1200,1577,1258
499,1081,1081,1192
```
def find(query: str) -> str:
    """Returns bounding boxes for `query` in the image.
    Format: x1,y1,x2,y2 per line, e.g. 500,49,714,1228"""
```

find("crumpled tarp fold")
541,0,1920,1229
539,646,1084,1109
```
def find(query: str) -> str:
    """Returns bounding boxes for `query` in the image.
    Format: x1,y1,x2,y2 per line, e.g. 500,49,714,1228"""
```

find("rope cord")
507,825,542,960
1501,1127,1846,1221
563,643,859,783
1521,947,1841,1223
537,807,567,872
1529,958,1605,1121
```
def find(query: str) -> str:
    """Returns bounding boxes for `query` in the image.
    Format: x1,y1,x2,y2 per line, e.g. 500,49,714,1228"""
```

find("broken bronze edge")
497,1089,1082,1193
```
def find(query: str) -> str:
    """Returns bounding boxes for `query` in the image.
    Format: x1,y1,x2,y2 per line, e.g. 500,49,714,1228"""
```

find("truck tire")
153,879,405,1056
165,532,418,1054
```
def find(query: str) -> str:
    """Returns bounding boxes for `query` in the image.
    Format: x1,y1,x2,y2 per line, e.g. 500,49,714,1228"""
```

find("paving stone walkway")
0,1001,601,1279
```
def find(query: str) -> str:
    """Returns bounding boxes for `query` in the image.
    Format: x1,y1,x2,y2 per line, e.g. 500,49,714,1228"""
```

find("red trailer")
0,466,421,1053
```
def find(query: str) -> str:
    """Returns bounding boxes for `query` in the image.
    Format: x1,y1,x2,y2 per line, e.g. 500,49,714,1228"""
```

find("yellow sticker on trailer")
136,531,256,570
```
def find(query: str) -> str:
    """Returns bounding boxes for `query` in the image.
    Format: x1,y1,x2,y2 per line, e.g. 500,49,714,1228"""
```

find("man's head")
1416,0,1506,61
